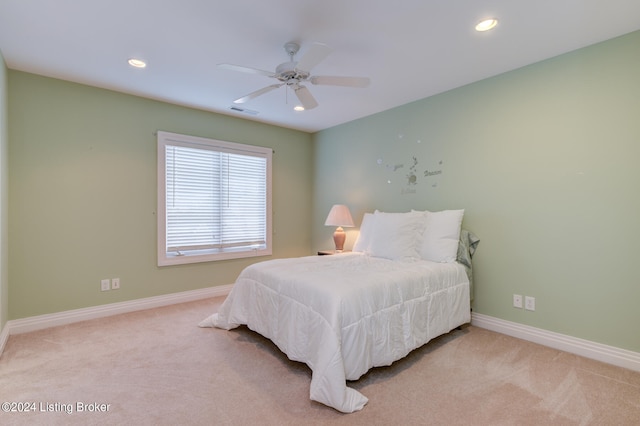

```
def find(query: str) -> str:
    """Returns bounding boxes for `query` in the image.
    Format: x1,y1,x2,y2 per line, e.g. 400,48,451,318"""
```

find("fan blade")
233,84,283,104
293,85,318,110
295,43,332,73
218,63,275,78
310,75,370,88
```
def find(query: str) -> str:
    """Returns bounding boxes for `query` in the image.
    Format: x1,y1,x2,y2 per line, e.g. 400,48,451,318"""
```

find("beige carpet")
0,297,639,426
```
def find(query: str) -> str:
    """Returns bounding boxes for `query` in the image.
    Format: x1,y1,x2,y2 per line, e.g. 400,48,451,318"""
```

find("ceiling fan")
219,41,370,110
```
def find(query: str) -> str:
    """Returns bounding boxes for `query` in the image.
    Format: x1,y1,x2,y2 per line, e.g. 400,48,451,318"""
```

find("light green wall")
8,71,313,319
312,31,640,353
0,51,8,329
6,31,640,354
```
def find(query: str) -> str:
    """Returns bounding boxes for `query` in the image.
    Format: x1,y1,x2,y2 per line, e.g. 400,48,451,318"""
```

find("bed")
199,209,479,413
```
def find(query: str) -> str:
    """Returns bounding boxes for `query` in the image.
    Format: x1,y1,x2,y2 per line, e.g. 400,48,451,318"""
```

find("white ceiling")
1,1,640,133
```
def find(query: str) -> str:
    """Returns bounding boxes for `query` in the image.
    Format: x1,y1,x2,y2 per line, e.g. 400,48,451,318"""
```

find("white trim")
472,312,640,372
0,323,9,356
5,285,232,336
7,292,637,375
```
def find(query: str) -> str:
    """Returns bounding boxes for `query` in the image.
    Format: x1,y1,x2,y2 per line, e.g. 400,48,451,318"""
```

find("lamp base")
333,226,346,252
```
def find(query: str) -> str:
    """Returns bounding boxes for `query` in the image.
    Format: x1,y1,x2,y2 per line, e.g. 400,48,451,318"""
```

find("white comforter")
199,252,470,413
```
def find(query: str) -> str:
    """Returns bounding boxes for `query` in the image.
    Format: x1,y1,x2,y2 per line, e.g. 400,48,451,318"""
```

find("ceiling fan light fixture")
128,58,147,68
475,18,498,32
294,105,305,111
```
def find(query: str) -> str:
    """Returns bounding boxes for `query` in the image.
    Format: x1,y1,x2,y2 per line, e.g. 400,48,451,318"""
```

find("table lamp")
324,204,354,252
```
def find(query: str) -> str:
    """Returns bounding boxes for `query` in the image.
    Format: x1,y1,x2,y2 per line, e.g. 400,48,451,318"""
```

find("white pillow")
366,211,424,260
353,212,375,253
417,209,464,262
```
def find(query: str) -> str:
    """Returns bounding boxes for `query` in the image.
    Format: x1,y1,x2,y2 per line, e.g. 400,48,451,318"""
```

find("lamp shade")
324,204,355,227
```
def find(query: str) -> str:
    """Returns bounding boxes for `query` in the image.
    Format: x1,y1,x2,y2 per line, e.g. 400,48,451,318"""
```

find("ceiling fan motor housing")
275,61,309,83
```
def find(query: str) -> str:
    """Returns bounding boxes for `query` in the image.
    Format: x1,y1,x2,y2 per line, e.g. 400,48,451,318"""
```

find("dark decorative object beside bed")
200,209,479,412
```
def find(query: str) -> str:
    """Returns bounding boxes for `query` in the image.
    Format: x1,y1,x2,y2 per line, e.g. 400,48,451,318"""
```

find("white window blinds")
157,131,272,266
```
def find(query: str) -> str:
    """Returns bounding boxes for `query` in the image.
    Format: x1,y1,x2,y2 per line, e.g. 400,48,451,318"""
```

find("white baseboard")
471,312,640,373
4,285,233,337
0,323,9,358
4,293,637,375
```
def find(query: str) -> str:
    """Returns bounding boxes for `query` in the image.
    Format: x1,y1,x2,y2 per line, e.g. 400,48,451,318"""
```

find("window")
157,131,272,266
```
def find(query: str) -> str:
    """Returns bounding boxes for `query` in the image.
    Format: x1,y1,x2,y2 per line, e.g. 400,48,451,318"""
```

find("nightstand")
317,250,351,255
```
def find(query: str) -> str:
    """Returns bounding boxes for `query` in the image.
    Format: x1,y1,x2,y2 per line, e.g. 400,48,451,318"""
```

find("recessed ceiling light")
294,105,305,112
128,58,147,68
475,18,498,32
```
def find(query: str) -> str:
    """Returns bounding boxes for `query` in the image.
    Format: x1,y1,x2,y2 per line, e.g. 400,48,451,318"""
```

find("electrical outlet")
111,278,120,290
525,296,536,311
101,279,110,292
513,294,523,308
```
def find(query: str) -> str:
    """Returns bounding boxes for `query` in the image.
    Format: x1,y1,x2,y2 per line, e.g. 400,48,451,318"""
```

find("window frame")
157,131,272,266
